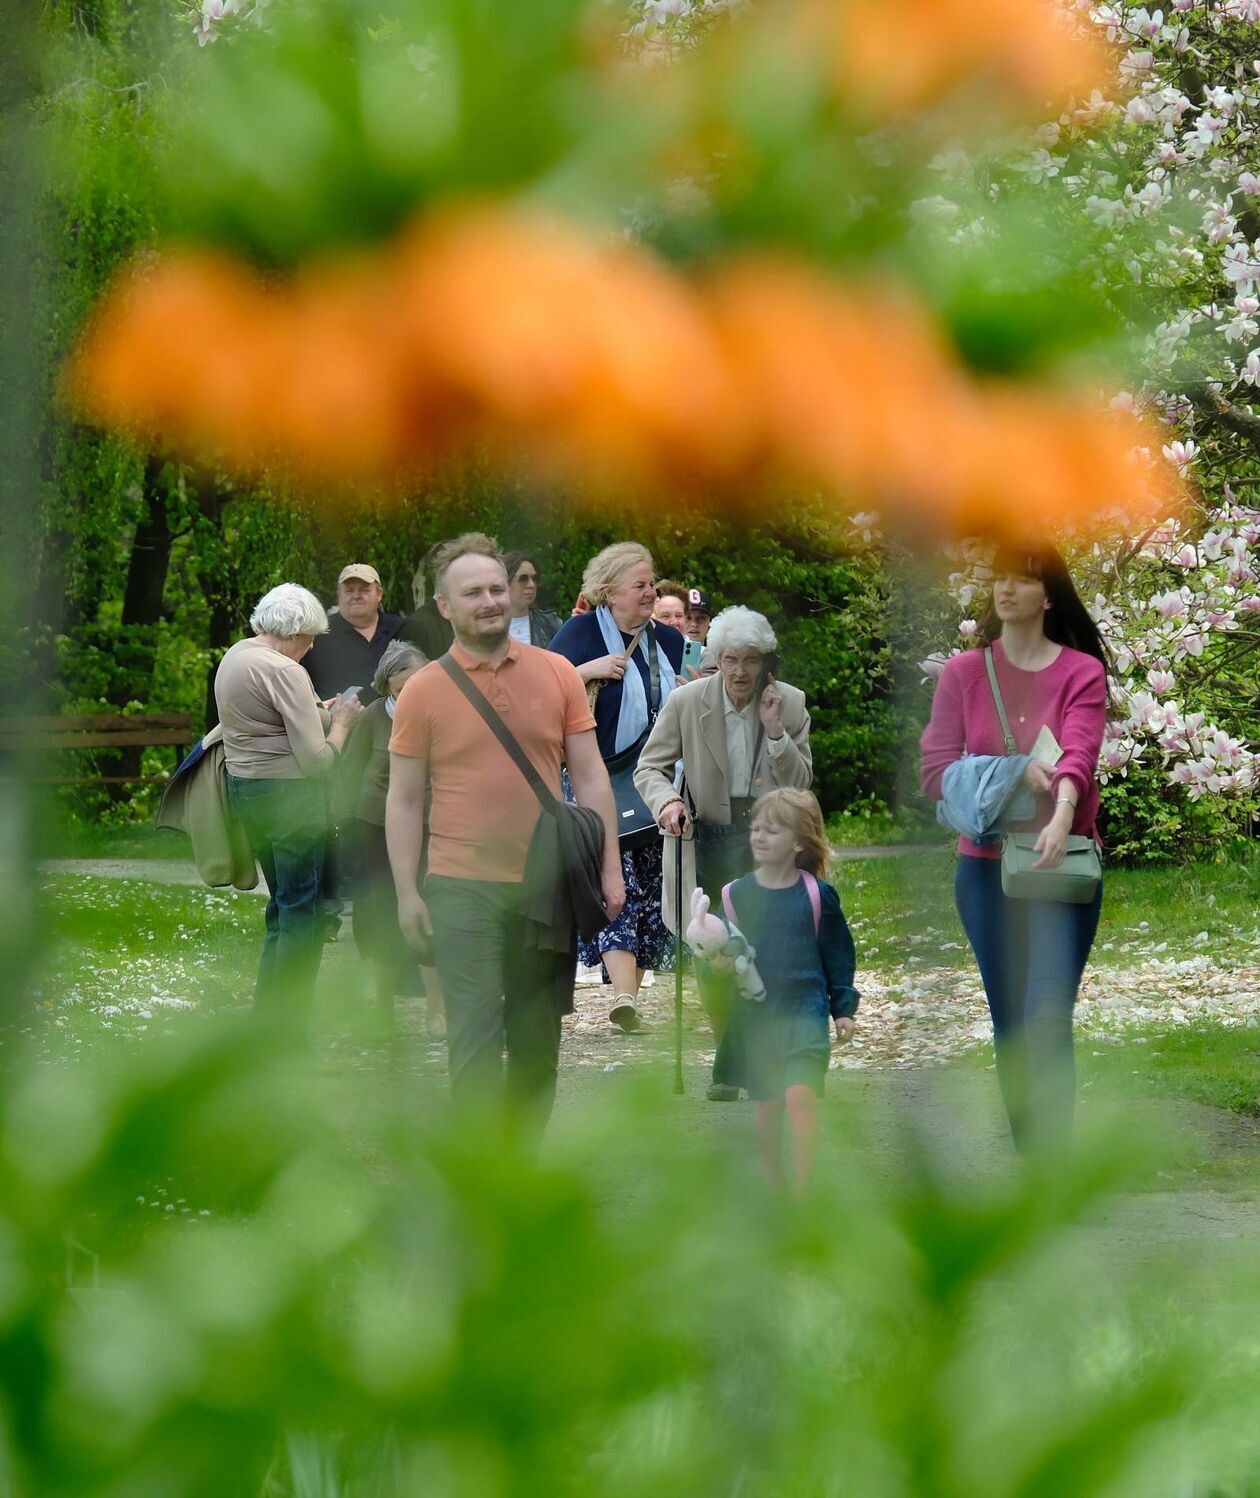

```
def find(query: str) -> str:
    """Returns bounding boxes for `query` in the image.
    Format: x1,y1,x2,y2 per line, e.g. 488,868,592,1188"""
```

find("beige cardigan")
214,636,336,780
633,672,812,932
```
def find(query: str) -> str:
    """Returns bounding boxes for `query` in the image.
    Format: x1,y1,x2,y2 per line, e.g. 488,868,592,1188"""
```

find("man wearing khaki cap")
303,563,404,704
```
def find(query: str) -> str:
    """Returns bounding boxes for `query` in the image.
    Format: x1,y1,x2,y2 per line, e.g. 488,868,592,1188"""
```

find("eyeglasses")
515,572,540,584
718,653,765,671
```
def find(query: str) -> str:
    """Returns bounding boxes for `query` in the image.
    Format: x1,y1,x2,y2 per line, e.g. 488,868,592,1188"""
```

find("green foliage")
1099,760,1256,867
0,1018,1256,1495
118,0,625,265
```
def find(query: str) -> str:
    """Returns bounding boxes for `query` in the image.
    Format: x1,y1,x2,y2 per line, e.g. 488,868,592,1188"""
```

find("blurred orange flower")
811,0,1111,118
267,262,422,485
63,205,1180,537
62,251,283,468
707,256,1180,539
954,387,1180,539
708,257,974,511
390,205,749,489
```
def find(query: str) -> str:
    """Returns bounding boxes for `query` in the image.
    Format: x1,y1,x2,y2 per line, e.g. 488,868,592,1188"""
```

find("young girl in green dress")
720,789,859,1198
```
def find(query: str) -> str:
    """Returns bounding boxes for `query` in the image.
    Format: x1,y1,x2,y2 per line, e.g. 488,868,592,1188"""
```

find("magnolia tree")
901,2,1260,841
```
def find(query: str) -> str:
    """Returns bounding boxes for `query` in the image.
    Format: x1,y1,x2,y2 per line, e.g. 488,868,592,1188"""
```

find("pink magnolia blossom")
1153,589,1190,618
1174,632,1208,658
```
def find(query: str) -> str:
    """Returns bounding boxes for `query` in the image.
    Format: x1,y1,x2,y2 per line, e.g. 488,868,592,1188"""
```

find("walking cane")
673,830,685,1095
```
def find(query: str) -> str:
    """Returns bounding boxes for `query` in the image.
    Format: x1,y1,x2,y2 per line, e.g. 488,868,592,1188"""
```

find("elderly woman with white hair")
635,605,813,1098
214,582,365,1022
549,541,687,1031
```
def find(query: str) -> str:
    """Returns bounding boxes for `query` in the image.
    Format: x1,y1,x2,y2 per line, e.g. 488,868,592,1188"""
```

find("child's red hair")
750,788,830,878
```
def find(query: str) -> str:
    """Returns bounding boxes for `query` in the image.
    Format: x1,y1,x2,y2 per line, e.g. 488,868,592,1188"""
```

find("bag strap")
439,653,555,816
801,870,822,935
722,872,821,935
637,622,661,717
983,647,1018,756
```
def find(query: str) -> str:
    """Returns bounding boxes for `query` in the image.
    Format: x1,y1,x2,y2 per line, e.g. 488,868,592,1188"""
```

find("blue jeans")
954,855,1102,1155
227,774,327,1022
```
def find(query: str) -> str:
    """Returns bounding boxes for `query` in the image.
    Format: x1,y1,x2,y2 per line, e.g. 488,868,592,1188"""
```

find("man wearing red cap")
303,564,404,704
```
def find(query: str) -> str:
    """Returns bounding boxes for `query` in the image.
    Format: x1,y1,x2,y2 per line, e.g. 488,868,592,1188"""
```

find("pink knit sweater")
919,639,1107,860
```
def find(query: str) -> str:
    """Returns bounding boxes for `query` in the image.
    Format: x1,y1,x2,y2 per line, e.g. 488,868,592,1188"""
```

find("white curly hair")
706,605,777,657
249,583,329,640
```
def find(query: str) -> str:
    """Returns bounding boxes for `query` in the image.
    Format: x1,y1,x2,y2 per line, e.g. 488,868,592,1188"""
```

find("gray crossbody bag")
984,647,1102,904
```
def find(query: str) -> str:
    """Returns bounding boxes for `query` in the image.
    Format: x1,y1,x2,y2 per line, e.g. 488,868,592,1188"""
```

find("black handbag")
439,655,609,941
604,623,664,851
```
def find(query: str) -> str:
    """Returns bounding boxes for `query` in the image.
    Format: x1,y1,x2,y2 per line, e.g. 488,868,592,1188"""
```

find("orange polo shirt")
388,639,595,883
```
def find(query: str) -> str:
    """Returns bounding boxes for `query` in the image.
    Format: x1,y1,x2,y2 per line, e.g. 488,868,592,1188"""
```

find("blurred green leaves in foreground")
0,1021,1257,1496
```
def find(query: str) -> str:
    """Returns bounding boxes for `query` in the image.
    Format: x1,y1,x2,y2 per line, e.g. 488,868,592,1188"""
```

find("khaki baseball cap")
338,564,381,587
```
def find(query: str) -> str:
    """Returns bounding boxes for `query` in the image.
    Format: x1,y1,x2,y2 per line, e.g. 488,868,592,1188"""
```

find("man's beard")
453,611,509,651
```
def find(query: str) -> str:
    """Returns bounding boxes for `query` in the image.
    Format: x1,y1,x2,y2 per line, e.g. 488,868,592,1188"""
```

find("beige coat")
155,726,259,891
633,673,812,932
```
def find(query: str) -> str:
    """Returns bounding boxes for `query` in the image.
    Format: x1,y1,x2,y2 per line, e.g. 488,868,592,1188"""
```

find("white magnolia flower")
1223,243,1260,290
1161,439,1197,471
1013,149,1061,184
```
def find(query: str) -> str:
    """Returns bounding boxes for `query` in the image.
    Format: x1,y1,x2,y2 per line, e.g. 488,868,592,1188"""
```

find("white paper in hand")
1030,723,1064,767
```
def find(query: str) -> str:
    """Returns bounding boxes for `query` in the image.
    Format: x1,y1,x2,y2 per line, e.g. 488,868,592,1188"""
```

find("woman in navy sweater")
550,542,685,1032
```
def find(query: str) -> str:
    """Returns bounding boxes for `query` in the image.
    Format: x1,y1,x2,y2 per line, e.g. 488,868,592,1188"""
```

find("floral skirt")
578,839,676,975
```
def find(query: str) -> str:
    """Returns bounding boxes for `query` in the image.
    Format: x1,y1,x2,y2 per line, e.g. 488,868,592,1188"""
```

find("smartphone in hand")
681,639,705,679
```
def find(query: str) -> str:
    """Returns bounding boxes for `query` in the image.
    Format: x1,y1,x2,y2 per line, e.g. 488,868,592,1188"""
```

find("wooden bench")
0,713,195,785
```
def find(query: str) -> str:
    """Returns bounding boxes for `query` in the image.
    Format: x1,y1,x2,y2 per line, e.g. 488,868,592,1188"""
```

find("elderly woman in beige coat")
634,606,812,1098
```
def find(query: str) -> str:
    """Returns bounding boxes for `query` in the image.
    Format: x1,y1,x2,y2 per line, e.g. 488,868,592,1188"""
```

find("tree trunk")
192,478,235,732
110,455,175,794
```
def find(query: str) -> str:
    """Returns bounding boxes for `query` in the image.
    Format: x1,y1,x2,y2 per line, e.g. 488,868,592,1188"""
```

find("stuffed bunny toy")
685,888,766,1003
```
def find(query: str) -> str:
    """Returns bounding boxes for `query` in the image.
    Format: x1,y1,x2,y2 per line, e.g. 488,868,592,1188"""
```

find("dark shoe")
706,1083,740,1102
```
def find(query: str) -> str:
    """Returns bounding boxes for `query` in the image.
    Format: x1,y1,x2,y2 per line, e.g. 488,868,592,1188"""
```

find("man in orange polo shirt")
386,533,624,1135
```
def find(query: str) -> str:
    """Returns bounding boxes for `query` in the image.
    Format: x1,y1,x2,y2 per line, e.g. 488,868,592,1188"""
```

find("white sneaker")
574,964,605,986
640,969,656,988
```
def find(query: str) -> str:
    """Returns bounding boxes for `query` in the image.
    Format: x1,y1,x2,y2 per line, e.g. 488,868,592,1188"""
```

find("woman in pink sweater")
920,543,1109,1155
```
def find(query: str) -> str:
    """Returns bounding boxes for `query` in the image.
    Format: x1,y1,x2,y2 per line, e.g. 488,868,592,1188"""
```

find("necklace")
1000,660,1042,726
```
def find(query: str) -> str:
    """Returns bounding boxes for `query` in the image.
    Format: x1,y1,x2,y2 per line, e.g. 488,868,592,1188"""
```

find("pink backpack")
722,870,822,935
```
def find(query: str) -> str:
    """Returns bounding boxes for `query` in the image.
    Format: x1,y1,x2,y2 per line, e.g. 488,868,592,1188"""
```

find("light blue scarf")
595,604,676,753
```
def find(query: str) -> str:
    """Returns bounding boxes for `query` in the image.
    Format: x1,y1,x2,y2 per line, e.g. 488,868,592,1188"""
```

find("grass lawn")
1078,1026,1260,1118
39,819,189,861
837,844,1260,972
25,875,261,1057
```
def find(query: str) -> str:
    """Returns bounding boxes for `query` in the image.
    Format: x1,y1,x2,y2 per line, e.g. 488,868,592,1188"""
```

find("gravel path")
35,855,1260,1265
